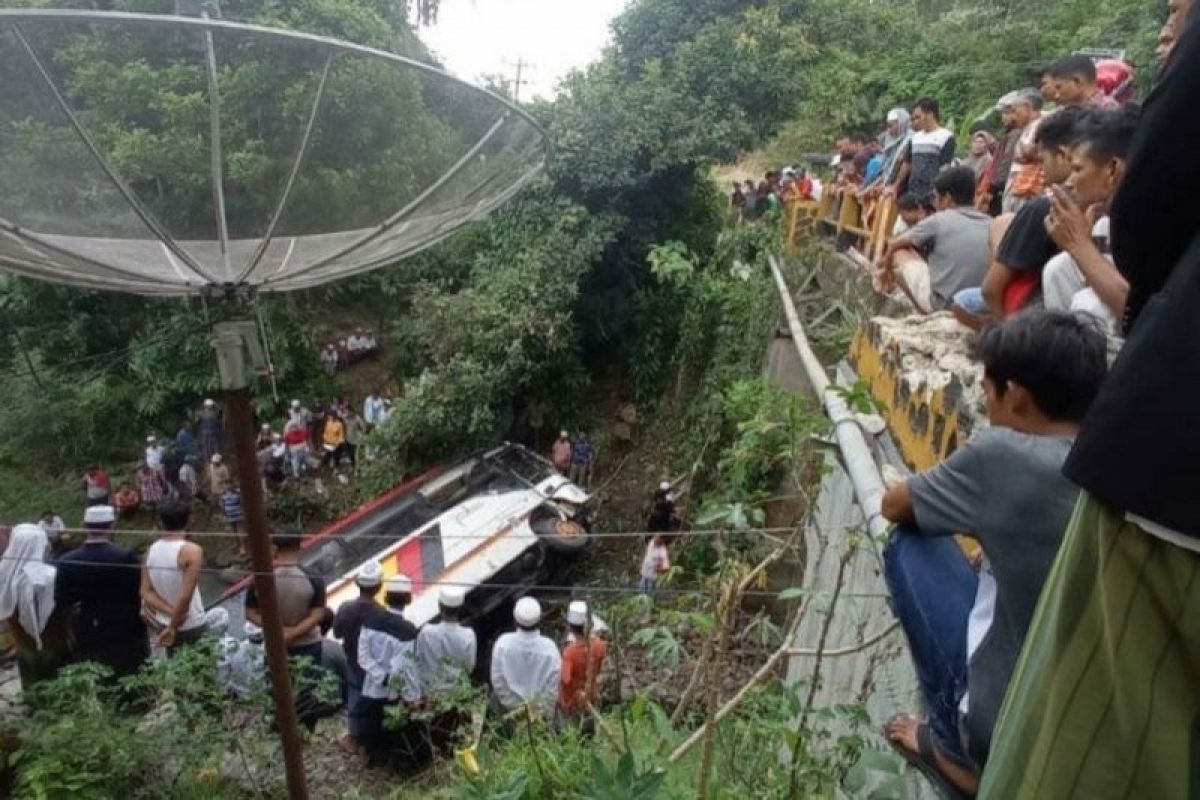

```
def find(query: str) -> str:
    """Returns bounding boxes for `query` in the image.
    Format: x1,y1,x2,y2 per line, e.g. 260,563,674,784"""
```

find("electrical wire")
0,552,889,600
49,524,806,541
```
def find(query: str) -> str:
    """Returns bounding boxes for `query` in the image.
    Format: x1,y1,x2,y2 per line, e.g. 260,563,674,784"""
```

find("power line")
0,553,887,600
49,524,807,541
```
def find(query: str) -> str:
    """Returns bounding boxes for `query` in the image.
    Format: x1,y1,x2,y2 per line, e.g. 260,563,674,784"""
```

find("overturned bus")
211,442,592,634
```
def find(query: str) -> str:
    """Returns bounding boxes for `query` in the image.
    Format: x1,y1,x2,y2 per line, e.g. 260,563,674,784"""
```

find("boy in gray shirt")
878,166,991,309
878,310,1107,796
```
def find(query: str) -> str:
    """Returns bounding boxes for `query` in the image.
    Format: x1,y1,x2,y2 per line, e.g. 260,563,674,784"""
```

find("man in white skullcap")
558,600,607,721
333,561,385,750
357,573,421,760
416,584,477,749
489,596,561,718
56,505,149,679
416,584,477,694
198,397,222,462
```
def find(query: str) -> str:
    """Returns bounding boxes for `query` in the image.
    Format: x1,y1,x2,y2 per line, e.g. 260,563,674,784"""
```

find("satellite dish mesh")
0,10,546,295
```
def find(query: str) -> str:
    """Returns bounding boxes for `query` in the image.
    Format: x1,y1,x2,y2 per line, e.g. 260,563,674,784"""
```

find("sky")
420,0,631,100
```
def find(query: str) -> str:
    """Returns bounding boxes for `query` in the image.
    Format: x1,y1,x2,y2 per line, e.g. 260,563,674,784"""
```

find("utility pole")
502,57,533,102
213,322,309,800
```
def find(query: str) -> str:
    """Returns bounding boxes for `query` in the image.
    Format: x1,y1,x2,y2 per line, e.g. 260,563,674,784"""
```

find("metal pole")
213,326,309,800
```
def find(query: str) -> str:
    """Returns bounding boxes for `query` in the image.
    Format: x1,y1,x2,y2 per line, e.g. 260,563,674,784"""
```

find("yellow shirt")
323,418,346,448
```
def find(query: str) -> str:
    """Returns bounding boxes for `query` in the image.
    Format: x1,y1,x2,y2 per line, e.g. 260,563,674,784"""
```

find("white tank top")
146,538,206,631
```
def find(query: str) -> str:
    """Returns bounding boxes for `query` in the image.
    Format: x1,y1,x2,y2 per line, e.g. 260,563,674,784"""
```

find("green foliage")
585,751,666,800
764,0,1161,159
10,645,292,800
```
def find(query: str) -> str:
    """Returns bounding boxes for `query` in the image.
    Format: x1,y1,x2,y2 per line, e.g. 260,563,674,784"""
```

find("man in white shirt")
358,574,421,759
144,435,165,475
416,585,476,694
489,597,561,719
1042,107,1136,330
363,391,383,427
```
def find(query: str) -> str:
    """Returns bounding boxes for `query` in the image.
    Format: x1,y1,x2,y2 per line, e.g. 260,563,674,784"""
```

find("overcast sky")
420,0,630,100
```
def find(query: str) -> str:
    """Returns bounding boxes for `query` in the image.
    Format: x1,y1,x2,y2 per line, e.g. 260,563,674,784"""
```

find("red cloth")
1003,271,1041,315
559,636,608,712
283,426,308,447
1096,59,1134,104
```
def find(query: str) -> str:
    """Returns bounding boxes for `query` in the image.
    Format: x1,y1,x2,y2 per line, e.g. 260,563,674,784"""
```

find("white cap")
439,585,466,608
244,621,263,640
211,454,222,464
291,399,301,408
204,607,229,635
385,574,412,594
272,433,282,441
514,596,541,626
886,109,900,122
83,505,115,525
204,398,215,407
659,481,671,492
567,600,589,627
355,561,383,588
261,423,271,431
560,430,569,438
146,435,156,443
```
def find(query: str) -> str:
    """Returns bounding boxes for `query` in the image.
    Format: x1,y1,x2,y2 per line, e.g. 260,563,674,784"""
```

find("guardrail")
783,188,897,263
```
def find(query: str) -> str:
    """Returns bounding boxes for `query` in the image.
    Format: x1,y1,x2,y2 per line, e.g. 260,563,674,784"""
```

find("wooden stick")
696,575,736,799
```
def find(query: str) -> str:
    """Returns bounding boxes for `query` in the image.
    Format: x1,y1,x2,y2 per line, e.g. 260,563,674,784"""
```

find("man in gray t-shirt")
877,310,1107,796
878,166,990,309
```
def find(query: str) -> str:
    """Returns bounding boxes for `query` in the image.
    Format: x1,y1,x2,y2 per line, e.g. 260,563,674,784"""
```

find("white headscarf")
0,524,56,648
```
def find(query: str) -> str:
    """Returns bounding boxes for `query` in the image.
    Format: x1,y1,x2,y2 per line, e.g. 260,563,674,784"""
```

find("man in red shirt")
558,601,607,724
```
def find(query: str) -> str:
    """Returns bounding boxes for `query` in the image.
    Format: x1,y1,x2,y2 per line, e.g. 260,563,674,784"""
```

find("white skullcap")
83,505,116,525
386,574,412,594
211,454,222,464
355,561,383,588
566,600,589,627
560,430,569,438
261,423,271,430
291,399,301,408
146,435,156,443
659,481,671,492
886,109,900,122
204,607,229,635
514,596,541,626
204,398,215,407
439,585,466,608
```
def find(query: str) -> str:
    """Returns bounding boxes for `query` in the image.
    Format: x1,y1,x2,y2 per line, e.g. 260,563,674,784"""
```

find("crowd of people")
799,8,1198,797
0,498,610,768
61,390,403,554
320,328,379,374
730,166,820,223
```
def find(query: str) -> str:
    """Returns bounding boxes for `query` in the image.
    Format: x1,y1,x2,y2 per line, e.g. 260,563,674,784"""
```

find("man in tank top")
140,498,206,652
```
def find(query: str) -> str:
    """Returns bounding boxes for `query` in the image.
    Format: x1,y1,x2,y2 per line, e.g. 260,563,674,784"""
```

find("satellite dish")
0,10,546,296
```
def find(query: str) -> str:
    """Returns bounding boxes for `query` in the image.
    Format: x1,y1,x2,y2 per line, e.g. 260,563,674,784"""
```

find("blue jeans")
883,525,976,768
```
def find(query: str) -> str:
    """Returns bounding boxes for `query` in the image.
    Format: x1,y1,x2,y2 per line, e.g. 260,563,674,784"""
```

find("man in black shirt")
55,505,149,679
332,560,385,750
982,107,1087,317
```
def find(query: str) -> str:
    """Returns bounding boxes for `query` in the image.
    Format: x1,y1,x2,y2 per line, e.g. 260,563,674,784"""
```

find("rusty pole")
215,326,309,800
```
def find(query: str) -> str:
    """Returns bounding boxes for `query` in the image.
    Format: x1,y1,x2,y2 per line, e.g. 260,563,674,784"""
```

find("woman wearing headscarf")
0,524,71,689
877,107,912,189
964,131,995,181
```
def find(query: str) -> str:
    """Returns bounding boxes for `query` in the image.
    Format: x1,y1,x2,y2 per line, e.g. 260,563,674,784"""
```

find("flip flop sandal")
883,715,969,800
